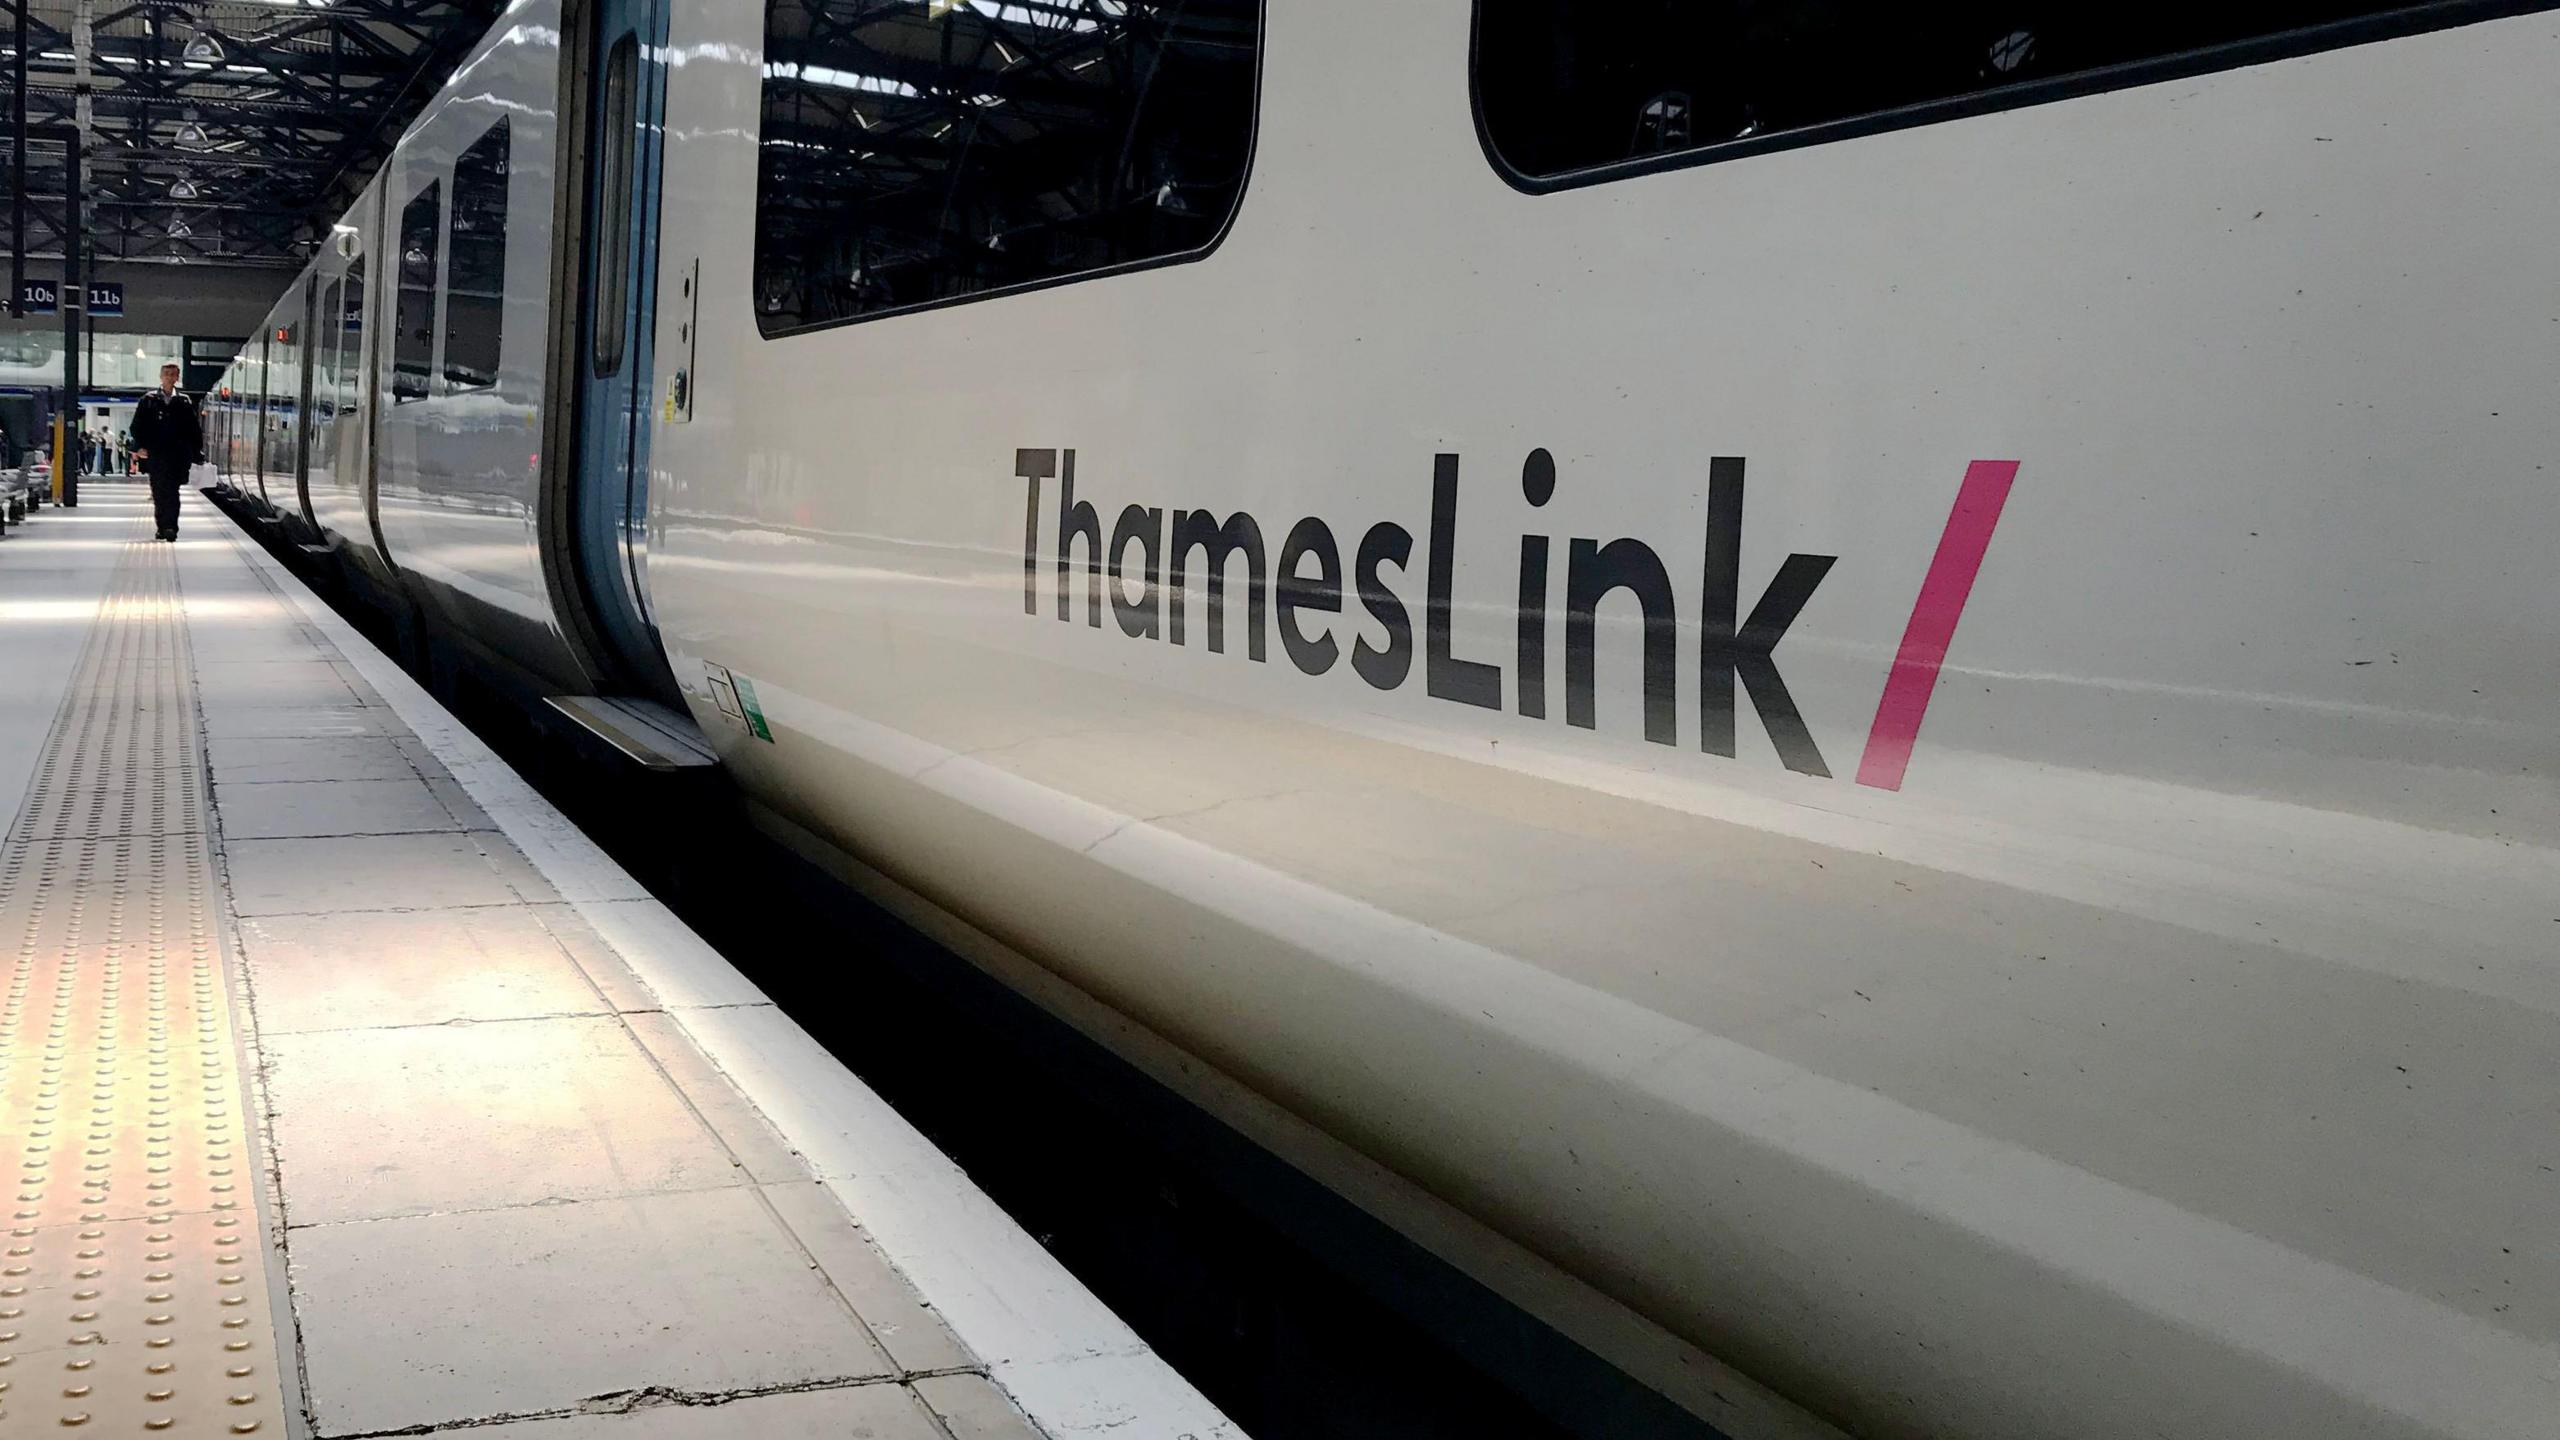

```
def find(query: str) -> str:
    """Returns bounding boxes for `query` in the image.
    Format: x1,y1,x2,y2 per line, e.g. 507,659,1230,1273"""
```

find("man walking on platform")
130,363,202,542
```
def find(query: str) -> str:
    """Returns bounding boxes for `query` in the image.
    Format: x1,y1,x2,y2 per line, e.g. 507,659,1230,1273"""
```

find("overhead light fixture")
174,110,210,148
169,175,200,200
168,216,194,239
183,27,227,64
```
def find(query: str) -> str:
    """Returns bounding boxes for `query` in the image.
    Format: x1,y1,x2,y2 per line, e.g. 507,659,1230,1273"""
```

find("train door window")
252,336,270,475
752,0,1262,336
1472,1,2519,187
339,257,366,416
392,180,441,401
446,119,511,389
592,34,639,377
319,278,344,423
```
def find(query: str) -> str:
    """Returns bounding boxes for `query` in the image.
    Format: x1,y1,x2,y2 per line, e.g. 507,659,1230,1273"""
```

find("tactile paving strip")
0,540,290,1435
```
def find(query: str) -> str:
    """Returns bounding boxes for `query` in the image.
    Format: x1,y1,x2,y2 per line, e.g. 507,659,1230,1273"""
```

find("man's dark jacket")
129,390,202,474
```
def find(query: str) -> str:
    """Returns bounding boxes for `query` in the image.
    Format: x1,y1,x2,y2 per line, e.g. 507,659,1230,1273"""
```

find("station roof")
5,0,504,269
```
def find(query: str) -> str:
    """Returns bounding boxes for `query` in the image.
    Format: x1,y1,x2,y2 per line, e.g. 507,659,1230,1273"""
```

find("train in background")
205,2,2560,1437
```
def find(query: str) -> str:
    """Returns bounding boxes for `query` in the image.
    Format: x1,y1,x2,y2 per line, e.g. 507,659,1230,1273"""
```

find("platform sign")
20,280,57,315
86,283,123,318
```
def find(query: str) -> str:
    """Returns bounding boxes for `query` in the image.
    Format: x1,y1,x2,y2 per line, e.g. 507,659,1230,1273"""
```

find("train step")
545,693,720,769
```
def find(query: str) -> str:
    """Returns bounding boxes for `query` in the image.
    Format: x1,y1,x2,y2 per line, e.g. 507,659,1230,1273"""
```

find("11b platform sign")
17,280,123,316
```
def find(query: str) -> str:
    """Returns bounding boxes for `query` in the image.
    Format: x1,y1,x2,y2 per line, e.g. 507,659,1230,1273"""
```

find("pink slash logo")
1855,460,2021,791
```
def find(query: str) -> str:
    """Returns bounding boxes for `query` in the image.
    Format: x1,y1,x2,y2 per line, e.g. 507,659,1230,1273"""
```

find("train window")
340,257,366,418
252,335,270,477
592,34,639,378
318,278,343,423
446,119,511,390
1473,1,2516,187
392,181,441,401
752,0,1262,336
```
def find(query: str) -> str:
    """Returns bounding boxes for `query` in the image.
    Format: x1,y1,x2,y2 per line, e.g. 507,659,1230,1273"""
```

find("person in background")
129,364,202,542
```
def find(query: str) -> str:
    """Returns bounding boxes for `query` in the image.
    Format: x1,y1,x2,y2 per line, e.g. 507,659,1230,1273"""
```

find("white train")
208,3,2560,1436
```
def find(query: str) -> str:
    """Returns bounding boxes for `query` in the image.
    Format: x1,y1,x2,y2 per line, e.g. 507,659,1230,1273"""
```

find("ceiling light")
168,217,194,239
169,176,200,200
182,27,227,64
174,110,210,148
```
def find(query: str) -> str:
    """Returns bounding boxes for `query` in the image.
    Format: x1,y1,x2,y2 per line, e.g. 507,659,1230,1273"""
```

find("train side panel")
368,0,588,687
645,4,2560,1438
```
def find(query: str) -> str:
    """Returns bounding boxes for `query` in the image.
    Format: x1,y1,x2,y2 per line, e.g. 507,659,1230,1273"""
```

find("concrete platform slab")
194,657,364,710
225,830,526,914
200,703,388,740
211,734,419,784
215,774,462,838
263,1014,743,1223
236,906,610,1032
290,1186,898,1434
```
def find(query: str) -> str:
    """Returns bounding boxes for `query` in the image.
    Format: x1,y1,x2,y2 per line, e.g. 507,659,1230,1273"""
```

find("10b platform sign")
17,280,123,316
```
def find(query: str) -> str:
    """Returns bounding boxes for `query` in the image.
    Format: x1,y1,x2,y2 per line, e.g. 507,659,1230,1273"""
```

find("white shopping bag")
189,462,216,487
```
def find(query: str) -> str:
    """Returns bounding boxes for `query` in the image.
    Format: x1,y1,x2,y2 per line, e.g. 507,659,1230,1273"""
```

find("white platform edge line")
196,494,1244,1440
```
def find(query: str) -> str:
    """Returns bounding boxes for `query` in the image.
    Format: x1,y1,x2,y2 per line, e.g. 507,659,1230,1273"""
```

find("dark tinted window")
592,34,639,377
753,0,1260,335
1475,2,2497,183
446,120,511,388
392,181,441,401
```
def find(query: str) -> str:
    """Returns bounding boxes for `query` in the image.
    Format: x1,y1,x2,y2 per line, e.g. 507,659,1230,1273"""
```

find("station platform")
0,482,1237,1440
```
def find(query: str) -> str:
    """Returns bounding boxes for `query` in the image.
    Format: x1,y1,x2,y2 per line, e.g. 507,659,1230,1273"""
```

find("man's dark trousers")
148,463,187,536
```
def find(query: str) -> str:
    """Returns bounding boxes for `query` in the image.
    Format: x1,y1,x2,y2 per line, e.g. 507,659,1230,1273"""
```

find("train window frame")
749,0,1267,341
444,117,512,392
1468,0,2560,193
390,179,442,403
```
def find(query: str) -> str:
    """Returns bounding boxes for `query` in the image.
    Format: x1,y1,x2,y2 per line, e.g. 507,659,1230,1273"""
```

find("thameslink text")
1015,447,1838,778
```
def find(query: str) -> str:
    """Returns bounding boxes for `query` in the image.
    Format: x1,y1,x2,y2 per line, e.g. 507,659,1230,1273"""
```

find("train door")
566,0,680,699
